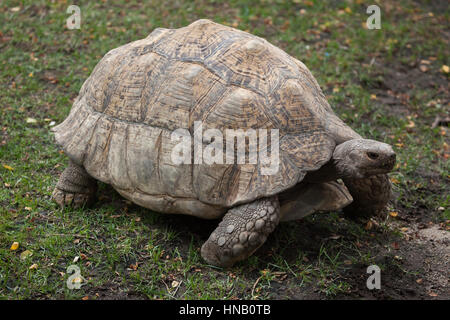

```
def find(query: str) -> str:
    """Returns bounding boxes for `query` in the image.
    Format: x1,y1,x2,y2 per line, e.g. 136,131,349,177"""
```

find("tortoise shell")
53,19,358,219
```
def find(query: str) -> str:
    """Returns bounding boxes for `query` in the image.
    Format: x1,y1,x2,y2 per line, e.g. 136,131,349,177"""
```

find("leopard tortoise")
52,19,396,267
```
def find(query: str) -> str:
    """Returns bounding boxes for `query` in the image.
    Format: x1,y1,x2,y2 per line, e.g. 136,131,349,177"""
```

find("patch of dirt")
85,282,146,300
361,59,449,120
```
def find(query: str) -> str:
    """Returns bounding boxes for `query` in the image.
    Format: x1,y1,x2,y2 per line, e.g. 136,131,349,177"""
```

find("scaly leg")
343,174,391,219
201,196,280,267
52,160,97,208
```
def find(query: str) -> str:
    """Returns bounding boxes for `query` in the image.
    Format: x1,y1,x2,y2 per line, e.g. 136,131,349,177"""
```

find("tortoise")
52,19,396,267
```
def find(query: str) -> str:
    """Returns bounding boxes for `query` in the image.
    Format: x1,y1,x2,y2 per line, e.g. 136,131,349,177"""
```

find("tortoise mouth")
382,153,396,170
380,158,396,171
365,158,396,176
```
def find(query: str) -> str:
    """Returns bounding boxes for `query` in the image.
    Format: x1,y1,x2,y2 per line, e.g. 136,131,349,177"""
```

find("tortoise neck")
304,160,341,183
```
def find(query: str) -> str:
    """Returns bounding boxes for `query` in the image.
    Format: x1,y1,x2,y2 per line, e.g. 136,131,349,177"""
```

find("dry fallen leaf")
429,292,438,297
10,242,19,250
441,65,449,73
390,177,400,184
29,264,38,270
419,65,428,72
389,211,399,218
20,250,33,260
26,117,37,124
2,164,14,171
128,263,138,270
406,120,415,128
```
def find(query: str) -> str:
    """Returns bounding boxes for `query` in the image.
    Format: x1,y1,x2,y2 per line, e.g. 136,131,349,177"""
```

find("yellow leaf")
441,65,449,73
10,242,19,250
29,264,38,270
2,164,14,171
370,94,377,100
390,177,400,184
389,211,399,218
345,7,352,14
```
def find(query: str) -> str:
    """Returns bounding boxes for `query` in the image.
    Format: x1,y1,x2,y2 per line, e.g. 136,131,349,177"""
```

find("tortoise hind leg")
201,196,280,268
52,160,97,208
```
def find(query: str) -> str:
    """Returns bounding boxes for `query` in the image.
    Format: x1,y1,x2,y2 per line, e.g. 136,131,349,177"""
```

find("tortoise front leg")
201,196,280,268
52,160,97,208
343,174,391,219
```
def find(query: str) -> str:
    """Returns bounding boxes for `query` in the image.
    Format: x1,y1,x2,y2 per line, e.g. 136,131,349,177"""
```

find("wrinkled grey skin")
306,139,396,182
333,139,396,179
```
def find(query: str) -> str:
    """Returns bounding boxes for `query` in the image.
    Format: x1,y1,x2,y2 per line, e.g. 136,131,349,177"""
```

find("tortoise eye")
367,152,379,160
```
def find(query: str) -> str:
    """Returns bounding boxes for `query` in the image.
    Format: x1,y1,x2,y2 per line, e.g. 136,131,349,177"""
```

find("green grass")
0,0,448,299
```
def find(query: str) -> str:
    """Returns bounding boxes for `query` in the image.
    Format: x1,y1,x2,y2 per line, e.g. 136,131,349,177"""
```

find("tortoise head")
332,139,396,179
